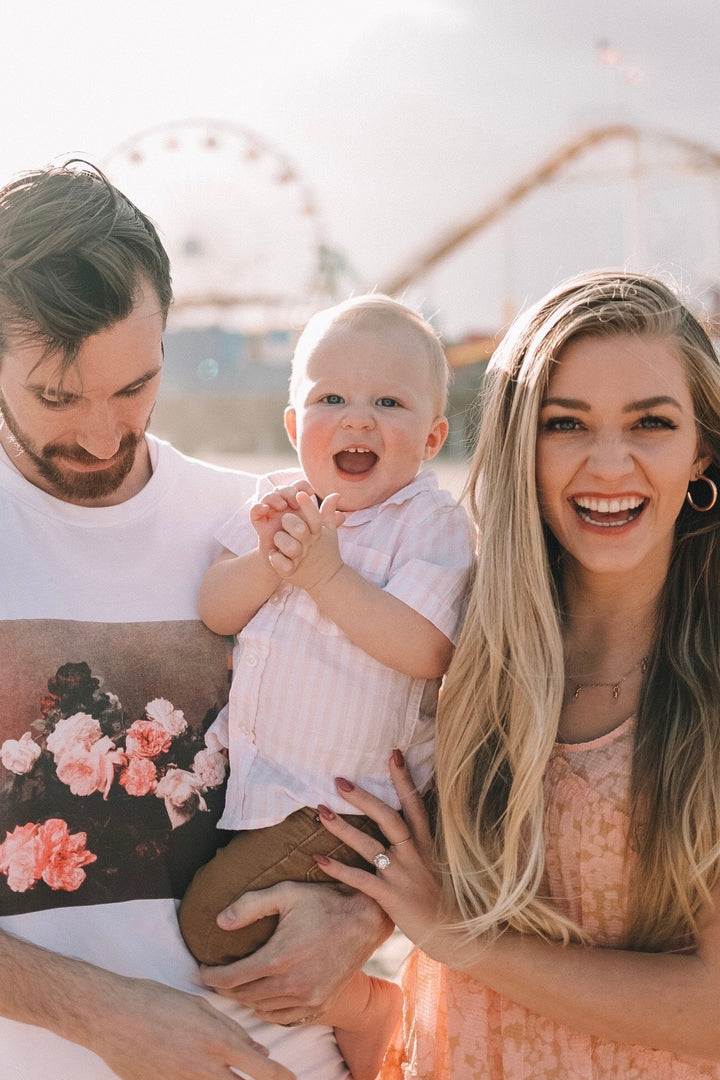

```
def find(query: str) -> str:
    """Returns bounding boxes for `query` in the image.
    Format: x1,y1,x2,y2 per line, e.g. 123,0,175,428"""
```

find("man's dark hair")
0,161,172,368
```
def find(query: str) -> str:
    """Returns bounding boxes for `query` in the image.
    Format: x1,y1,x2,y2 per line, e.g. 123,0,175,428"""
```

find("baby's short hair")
290,294,449,414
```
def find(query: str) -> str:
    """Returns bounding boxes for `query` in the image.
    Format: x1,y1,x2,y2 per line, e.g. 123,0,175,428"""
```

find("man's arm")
200,882,392,1025
0,928,293,1079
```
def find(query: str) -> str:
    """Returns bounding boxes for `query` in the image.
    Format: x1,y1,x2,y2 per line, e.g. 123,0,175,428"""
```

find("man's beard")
0,390,146,502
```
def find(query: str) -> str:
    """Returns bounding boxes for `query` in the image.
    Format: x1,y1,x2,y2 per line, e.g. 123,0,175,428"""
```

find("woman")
310,270,720,1077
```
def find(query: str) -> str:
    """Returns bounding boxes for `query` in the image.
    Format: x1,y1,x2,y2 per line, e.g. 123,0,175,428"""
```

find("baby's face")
284,324,447,512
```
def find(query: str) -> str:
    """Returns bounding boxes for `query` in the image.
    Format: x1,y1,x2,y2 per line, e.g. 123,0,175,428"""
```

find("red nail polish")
313,854,331,866
336,777,354,792
392,748,405,768
317,804,335,820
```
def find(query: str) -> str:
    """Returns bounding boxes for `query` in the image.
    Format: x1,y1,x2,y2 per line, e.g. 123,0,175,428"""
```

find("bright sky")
3,0,719,336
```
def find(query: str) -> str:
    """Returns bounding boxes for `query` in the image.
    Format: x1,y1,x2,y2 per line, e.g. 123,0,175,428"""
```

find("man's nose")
75,405,123,460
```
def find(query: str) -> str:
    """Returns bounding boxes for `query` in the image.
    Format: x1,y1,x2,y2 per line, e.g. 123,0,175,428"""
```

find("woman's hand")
313,750,454,959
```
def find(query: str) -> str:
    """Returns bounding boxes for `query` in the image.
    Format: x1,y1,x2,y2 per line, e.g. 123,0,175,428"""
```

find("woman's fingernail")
313,854,331,866
335,777,354,792
317,804,335,820
392,748,405,768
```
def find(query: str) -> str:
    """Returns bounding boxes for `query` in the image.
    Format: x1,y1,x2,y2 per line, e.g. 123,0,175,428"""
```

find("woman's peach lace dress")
380,717,720,1078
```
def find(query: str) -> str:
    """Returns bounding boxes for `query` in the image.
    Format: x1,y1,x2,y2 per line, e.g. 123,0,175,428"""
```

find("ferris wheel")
102,118,333,332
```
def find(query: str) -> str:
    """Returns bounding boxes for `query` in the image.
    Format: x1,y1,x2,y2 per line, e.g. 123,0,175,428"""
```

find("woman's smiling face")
536,333,710,584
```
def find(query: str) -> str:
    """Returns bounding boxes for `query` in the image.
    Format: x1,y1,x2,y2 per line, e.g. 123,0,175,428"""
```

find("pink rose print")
35,819,97,891
54,737,125,800
0,823,43,892
125,719,173,760
119,756,158,797
145,698,187,739
0,819,96,893
156,768,207,829
0,732,42,775
192,748,228,789
46,712,102,761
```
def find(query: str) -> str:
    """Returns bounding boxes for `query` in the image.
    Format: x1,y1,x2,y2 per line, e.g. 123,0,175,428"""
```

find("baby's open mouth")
572,495,646,527
334,448,378,476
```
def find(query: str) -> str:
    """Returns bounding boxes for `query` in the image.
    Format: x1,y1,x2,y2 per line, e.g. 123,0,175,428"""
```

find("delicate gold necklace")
566,656,648,702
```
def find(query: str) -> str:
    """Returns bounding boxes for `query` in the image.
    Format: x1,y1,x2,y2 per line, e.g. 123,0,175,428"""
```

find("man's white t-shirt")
0,435,347,1078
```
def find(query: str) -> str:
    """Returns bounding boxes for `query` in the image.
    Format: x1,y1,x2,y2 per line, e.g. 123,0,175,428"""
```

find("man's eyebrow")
114,365,163,393
24,365,163,398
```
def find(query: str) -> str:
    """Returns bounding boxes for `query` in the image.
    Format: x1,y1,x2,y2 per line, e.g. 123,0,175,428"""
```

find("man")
0,164,389,1079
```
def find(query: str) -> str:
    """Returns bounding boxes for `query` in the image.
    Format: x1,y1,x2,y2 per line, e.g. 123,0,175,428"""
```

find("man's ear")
284,407,298,449
423,416,449,462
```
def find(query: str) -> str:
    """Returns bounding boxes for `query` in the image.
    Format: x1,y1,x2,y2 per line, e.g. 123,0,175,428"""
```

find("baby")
179,295,474,1079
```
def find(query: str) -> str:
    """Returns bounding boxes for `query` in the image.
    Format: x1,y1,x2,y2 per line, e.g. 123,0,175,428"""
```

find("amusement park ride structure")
104,119,720,371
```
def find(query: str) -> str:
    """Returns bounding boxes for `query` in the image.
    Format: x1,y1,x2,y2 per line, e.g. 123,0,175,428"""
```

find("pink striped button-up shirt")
211,468,474,829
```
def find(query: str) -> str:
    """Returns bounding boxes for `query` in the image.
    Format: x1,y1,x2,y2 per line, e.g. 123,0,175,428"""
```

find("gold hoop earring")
686,473,718,512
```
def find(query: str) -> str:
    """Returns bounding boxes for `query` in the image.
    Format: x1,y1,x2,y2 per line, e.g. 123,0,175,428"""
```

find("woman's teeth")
573,495,645,527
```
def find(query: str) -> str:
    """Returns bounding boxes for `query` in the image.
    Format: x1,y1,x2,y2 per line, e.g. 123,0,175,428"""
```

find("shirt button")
246,653,258,667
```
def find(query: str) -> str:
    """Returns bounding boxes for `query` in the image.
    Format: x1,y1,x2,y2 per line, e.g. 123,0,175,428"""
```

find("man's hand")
200,881,392,1025
86,975,295,1080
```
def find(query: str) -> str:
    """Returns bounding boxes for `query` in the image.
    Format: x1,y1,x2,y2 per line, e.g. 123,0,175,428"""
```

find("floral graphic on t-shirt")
0,661,227,898
0,818,96,893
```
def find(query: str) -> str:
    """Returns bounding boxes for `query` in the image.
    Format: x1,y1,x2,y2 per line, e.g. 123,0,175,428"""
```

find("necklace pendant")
612,684,620,700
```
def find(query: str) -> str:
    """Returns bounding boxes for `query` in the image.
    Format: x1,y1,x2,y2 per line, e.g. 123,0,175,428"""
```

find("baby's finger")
260,491,291,512
294,490,324,534
268,549,295,575
278,511,312,542
318,492,345,531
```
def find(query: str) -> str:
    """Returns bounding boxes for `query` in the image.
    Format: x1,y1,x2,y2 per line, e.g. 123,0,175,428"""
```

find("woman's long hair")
436,270,720,950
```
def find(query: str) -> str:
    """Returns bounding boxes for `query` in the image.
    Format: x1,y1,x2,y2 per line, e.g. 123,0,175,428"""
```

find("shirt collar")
343,469,439,526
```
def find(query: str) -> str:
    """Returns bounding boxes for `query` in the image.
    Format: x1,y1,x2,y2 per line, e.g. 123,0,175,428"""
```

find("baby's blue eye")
377,397,400,408
321,394,344,405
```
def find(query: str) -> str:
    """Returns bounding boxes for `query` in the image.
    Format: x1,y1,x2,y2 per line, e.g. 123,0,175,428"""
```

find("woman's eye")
542,416,581,433
377,397,400,408
321,394,344,405
637,415,677,431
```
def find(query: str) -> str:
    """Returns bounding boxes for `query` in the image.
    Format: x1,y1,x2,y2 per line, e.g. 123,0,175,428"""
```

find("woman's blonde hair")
436,269,720,951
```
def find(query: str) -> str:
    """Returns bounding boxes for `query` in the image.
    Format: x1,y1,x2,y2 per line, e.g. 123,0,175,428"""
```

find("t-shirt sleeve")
384,501,474,644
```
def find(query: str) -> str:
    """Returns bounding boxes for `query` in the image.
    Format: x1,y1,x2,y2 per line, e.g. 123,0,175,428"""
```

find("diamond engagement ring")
373,850,391,870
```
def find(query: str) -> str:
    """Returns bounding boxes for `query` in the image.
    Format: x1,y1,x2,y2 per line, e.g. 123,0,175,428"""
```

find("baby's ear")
423,416,449,460
284,407,298,449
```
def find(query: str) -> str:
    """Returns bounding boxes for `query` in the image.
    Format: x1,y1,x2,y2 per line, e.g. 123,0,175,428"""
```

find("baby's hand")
250,480,314,558
268,491,345,590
